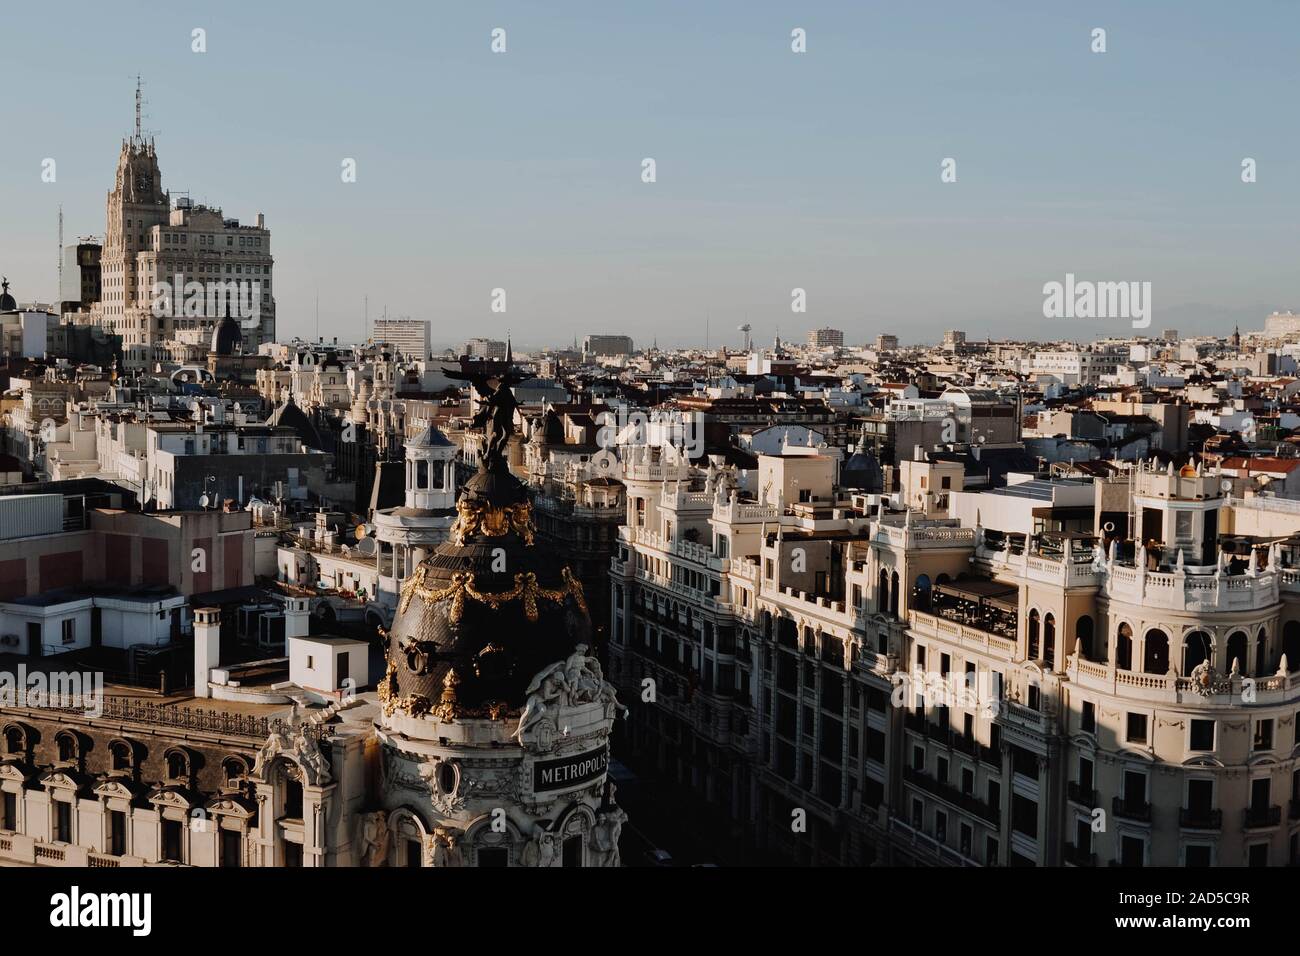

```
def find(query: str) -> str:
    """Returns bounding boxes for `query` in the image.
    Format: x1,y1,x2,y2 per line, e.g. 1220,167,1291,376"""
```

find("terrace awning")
933,579,1018,612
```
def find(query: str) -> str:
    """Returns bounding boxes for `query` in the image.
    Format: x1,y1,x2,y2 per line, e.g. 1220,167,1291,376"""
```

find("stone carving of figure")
293,728,333,785
592,806,628,867
356,810,390,867
254,719,294,775
520,824,557,867
515,662,570,744
564,644,603,703
430,827,463,867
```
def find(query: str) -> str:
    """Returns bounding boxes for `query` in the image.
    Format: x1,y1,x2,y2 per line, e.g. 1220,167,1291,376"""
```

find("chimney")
284,597,310,641
193,607,221,699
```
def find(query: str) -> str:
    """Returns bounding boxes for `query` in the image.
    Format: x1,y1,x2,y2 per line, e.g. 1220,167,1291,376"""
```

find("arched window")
889,571,900,617
1043,614,1056,669
1182,631,1212,674
1117,623,1134,671
1285,621,1300,673
222,756,248,786
1143,629,1170,675
1076,615,1095,661
1256,630,1269,677
109,740,134,772
914,574,932,612
878,569,890,614
1226,631,1248,674
3,726,24,755
55,732,78,763
166,750,190,781
1028,610,1041,660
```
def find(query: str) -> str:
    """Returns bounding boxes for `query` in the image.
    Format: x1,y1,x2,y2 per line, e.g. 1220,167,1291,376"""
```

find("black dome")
382,464,590,718
211,316,242,355
842,446,884,492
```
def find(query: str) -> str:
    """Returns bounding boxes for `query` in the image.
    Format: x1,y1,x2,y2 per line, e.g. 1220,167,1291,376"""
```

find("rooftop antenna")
57,204,63,303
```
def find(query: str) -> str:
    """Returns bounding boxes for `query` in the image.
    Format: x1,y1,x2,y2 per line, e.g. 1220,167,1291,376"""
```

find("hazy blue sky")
2,0,1298,348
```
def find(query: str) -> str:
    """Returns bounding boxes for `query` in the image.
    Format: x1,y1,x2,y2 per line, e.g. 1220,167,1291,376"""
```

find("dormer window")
165,749,191,781
3,726,24,755
55,731,79,764
109,740,133,772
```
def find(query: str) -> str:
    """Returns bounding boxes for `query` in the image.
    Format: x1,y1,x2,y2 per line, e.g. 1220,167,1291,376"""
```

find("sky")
1,0,1298,349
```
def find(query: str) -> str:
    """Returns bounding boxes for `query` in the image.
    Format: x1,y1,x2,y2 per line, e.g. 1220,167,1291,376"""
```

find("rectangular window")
161,818,182,862
1081,701,1095,733
1189,719,1215,752
1011,794,1038,838
61,619,76,645
55,801,72,843
109,810,126,856
1,791,15,830
220,828,241,867
1126,712,1148,744
1254,719,1274,751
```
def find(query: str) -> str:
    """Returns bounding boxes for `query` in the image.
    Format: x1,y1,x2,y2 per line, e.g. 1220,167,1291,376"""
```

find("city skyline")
3,1,1299,347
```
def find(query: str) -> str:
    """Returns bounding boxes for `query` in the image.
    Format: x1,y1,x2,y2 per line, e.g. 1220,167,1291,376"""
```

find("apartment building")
610,449,1300,866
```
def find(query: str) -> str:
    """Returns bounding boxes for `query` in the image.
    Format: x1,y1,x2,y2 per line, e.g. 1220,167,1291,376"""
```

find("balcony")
1179,808,1223,830
903,767,1000,826
1104,563,1279,613
1112,796,1152,824
1067,782,1096,807
908,609,1017,663
1242,805,1282,829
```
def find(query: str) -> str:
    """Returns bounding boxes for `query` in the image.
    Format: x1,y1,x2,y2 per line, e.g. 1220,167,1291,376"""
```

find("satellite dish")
198,494,211,509
1221,479,1233,492
39,418,56,443
355,537,376,557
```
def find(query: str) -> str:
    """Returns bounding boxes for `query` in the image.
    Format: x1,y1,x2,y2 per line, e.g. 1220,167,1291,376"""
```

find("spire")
134,75,143,143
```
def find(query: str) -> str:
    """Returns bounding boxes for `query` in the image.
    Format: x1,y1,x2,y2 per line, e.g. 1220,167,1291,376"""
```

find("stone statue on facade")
520,824,557,867
431,827,464,867
356,810,391,867
592,806,627,867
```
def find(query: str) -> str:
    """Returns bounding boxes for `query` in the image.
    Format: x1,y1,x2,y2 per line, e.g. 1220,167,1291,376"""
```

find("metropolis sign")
532,744,609,793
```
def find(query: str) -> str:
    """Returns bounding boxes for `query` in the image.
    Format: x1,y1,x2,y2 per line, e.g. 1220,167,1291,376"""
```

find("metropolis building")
0,372,625,867
610,446,1300,866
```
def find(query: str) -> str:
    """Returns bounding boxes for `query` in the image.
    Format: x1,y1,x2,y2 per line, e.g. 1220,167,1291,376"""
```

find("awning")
933,579,1018,611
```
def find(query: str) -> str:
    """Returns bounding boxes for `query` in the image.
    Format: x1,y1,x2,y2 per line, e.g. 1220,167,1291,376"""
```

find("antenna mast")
57,204,63,304
135,75,142,141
